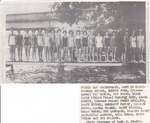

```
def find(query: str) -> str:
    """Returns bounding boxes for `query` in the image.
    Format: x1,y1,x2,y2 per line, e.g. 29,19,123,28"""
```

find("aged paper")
0,1,149,123
0,2,148,83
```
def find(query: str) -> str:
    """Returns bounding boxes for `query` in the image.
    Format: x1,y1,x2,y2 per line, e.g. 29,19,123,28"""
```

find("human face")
83,31,87,36
57,30,61,35
77,31,80,35
132,31,136,36
105,32,108,36
63,31,67,36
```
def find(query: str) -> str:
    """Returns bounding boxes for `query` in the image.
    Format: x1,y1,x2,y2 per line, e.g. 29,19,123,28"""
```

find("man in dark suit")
16,30,23,62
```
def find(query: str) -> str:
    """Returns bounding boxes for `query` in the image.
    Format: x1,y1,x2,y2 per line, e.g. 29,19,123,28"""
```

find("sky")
1,2,54,14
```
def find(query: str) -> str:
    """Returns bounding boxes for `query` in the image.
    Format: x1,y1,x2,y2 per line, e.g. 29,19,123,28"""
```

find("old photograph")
5,2,146,83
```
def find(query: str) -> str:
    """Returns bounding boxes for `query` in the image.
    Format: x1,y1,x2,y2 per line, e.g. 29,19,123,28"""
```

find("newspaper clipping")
4,2,146,84
1,1,149,123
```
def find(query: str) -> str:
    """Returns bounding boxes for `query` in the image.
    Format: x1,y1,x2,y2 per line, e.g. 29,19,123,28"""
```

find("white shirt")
130,36,136,48
9,35,16,45
96,35,103,48
44,35,50,47
137,35,144,48
37,35,44,46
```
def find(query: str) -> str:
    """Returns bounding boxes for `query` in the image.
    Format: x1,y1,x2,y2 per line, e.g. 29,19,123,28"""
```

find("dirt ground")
6,63,146,83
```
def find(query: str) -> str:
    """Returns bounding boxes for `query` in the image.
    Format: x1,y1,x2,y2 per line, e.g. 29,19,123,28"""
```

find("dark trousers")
130,47,136,61
9,45,16,61
38,46,43,62
45,46,50,62
97,47,102,61
56,46,61,62
69,47,74,62
17,45,23,61
32,47,37,61
25,45,31,61
62,47,68,61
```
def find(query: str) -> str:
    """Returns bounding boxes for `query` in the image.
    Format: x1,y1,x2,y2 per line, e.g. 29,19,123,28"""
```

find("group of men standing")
8,28,145,63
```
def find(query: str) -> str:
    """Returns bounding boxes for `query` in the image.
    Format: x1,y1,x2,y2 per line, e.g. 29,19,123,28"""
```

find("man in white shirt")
8,28,16,61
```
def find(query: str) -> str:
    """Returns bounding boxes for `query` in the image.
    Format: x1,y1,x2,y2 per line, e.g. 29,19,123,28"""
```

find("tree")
51,2,116,25
50,2,145,31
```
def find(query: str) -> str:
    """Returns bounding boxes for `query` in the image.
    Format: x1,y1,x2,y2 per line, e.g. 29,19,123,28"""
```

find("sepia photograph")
5,2,146,83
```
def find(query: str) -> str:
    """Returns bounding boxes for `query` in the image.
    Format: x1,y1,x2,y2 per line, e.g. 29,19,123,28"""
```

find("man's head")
57,29,61,34
83,31,87,36
63,30,67,35
76,30,80,35
18,30,21,34
138,29,143,35
10,27,14,35
69,30,74,35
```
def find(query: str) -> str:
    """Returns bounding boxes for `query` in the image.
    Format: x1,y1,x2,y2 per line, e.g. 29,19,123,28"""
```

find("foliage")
49,2,145,31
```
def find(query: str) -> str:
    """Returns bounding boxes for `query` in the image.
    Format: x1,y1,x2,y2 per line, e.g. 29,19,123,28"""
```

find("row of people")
8,28,145,63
